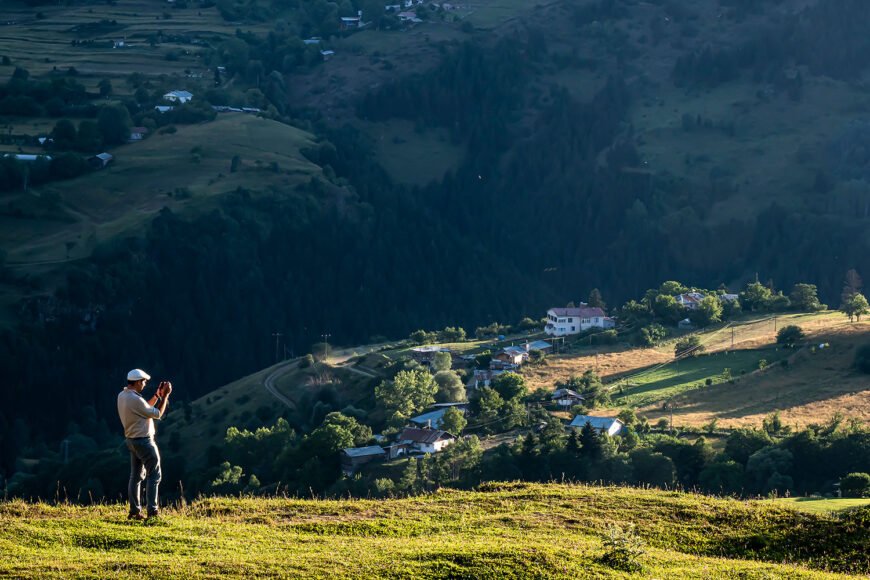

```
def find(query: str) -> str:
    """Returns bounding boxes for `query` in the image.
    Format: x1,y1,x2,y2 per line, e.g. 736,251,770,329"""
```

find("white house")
163,90,193,104
545,306,608,336
399,427,455,453
568,415,624,436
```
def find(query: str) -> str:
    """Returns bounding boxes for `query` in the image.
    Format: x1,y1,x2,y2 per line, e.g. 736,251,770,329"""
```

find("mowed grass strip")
2,483,867,578
611,348,791,407
772,497,870,515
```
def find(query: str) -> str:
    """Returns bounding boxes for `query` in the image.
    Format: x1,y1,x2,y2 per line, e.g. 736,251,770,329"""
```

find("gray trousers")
125,437,162,515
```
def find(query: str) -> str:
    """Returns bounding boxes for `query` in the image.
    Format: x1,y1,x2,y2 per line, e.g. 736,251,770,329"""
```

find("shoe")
146,510,160,520
128,512,146,521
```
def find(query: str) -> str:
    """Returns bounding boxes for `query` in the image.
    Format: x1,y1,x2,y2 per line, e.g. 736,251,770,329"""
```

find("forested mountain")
2,0,870,484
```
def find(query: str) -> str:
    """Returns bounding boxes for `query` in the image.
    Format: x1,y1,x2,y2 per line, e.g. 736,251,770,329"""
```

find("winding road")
262,360,299,409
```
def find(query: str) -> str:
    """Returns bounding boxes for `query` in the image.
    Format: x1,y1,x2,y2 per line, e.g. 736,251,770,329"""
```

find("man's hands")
157,381,173,398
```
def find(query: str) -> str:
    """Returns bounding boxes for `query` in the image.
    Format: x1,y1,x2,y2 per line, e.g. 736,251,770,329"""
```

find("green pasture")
612,347,792,407
461,0,534,28
358,119,466,187
2,482,866,578
772,497,870,515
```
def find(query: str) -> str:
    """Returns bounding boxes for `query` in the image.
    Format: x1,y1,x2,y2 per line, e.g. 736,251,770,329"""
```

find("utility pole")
272,332,283,363
731,326,734,348
773,315,777,332
322,332,331,362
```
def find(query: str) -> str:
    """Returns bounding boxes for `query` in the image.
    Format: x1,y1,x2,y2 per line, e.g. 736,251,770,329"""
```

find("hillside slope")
3,483,868,578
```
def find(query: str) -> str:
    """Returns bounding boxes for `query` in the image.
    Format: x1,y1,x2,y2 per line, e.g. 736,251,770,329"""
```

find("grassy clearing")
1,114,319,266
772,497,870,515
356,119,465,186
2,482,867,578
461,0,537,28
643,321,870,428
611,347,791,408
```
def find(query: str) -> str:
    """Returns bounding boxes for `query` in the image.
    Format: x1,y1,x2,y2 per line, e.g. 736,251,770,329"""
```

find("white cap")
127,369,151,381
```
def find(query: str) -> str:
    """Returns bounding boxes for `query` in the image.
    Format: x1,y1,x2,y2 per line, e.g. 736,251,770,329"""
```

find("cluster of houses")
340,404,626,475
341,403,467,475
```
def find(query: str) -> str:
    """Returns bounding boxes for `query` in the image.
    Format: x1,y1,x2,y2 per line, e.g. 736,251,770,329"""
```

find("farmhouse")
87,152,113,169
163,90,193,104
544,306,610,336
128,127,148,142
340,13,363,29
409,345,449,364
466,369,503,389
551,388,584,409
493,346,528,366
676,292,705,310
398,427,455,453
568,415,624,436
409,403,467,429
340,445,385,475
527,340,553,353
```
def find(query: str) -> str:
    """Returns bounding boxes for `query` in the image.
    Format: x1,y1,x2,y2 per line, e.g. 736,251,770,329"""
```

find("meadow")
2,482,868,578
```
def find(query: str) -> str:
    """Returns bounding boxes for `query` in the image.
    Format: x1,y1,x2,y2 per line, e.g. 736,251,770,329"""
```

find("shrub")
599,524,645,572
777,325,804,347
840,472,870,498
675,335,704,357
854,344,870,374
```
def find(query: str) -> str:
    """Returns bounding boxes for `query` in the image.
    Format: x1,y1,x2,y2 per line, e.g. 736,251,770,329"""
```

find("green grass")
357,119,466,186
1,114,320,267
612,347,792,407
772,497,870,515
2,482,868,578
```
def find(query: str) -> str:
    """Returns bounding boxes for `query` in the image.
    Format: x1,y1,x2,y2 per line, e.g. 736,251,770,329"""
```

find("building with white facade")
544,306,611,336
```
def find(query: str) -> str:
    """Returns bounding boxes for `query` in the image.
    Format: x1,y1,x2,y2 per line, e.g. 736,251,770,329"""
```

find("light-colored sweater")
117,388,161,438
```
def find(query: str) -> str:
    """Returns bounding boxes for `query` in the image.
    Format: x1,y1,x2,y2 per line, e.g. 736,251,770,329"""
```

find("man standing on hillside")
117,369,172,520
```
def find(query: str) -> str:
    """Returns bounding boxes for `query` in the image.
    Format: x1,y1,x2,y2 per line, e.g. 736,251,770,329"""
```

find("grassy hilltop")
3,482,869,578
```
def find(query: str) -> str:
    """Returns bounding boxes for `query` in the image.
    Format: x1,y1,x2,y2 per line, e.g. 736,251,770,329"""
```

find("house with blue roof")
568,415,624,436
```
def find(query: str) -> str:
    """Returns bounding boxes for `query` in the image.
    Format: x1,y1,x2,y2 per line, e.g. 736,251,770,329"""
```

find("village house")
87,152,113,169
163,90,193,104
128,127,148,142
466,369,503,389
409,345,449,364
568,415,624,436
551,388,584,409
340,12,363,29
526,340,553,354
675,292,705,310
409,403,468,429
398,427,455,453
340,445,385,475
545,305,612,336
397,10,423,23
493,345,528,366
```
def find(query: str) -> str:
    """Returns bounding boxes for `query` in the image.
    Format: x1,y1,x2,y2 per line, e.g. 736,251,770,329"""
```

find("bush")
591,329,618,345
840,472,870,498
599,524,645,572
776,325,804,348
854,344,870,374
675,335,704,357
637,323,667,346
